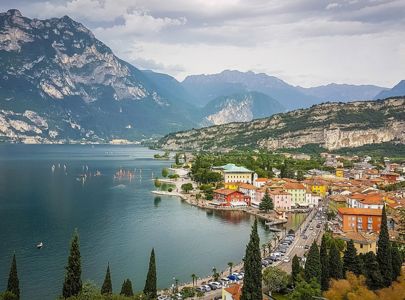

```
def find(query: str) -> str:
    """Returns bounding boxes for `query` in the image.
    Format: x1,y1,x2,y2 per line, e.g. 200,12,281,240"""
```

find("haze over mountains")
0,9,403,143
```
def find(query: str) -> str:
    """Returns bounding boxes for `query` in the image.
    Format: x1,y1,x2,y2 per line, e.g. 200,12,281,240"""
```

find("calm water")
0,145,283,300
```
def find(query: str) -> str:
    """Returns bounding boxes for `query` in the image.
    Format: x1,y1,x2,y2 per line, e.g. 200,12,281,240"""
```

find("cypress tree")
259,189,273,213
377,206,393,287
101,264,112,295
120,279,134,297
304,241,321,284
143,248,157,299
62,229,82,298
6,254,20,300
328,240,343,279
320,235,329,291
343,240,361,276
241,218,262,300
391,242,402,281
360,252,383,290
292,255,301,284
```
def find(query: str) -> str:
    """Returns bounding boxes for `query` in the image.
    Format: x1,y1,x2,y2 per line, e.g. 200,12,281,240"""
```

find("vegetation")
288,277,321,300
259,189,274,213
143,249,157,299
343,240,362,276
304,242,321,284
263,267,289,295
6,254,19,300
377,206,393,287
101,264,112,295
62,229,82,298
291,255,302,284
320,235,330,291
328,240,343,280
241,218,262,300
120,279,133,297
181,183,193,193
161,168,169,178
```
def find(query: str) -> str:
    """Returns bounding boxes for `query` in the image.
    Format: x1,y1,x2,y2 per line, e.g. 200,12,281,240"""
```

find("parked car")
202,285,211,292
157,295,169,300
208,282,218,290
196,287,205,293
232,273,243,280
221,277,230,284
283,256,290,263
228,275,238,281
304,245,310,249
261,260,270,267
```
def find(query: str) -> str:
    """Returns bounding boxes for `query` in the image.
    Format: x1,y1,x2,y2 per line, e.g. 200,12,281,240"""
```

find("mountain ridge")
156,97,405,151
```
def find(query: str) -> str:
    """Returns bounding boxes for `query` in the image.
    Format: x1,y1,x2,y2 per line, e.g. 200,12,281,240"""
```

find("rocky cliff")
157,97,405,151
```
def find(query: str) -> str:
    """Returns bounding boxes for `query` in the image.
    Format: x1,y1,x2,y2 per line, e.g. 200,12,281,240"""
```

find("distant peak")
7,9,22,17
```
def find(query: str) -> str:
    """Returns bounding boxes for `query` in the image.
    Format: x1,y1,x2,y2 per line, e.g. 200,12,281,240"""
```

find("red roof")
213,189,243,196
338,207,382,216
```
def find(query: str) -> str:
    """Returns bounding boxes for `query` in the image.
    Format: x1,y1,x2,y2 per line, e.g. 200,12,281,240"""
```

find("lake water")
0,144,304,300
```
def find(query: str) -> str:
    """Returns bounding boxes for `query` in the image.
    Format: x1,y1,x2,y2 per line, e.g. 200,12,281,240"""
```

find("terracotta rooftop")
255,178,268,182
335,231,378,244
213,189,242,196
338,207,383,216
224,284,242,300
283,182,306,190
238,183,257,190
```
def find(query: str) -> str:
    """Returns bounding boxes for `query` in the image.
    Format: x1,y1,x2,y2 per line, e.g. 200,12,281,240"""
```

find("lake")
0,144,301,300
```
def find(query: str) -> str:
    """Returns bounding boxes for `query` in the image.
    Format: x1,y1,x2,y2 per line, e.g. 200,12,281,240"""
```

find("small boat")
36,242,43,249
51,164,55,172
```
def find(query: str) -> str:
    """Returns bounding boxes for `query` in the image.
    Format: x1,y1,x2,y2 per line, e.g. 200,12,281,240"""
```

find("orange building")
337,207,382,233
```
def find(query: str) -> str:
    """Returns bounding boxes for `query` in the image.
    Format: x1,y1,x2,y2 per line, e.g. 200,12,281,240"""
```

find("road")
276,207,325,273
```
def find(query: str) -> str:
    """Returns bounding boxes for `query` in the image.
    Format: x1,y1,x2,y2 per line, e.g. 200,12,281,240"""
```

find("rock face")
0,9,195,142
156,97,405,151
374,80,405,100
201,91,285,126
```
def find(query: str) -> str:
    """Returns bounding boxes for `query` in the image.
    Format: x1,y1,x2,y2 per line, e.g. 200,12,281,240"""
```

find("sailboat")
51,165,55,172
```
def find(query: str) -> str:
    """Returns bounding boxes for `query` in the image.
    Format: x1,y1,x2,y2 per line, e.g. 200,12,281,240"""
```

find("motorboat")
36,242,43,249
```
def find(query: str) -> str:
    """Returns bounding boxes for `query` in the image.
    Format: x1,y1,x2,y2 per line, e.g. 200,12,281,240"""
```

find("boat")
36,242,43,249
51,165,55,172
268,227,282,232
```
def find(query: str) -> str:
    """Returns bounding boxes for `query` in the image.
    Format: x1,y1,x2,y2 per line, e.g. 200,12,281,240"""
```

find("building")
269,190,292,211
224,182,240,190
238,183,257,203
347,193,384,210
328,195,349,214
336,168,344,178
306,192,321,208
337,207,382,232
222,283,242,300
283,182,306,207
253,177,268,188
335,232,378,254
212,189,250,207
212,164,255,184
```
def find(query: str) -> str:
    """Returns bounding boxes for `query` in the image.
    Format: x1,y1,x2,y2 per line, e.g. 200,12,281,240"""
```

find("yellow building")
311,182,328,198
335,232,378,254
212,164,254,184
224,182,240,190
336,168,344,178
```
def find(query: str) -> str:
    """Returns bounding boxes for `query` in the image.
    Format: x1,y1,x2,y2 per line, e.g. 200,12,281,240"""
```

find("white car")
283,257,290,263
232,273,243,280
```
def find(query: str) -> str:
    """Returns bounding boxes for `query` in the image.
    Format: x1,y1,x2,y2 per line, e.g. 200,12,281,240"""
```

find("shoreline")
151,174,309,296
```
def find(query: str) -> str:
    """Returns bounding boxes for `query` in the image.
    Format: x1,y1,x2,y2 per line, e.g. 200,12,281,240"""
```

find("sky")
1,0,404,87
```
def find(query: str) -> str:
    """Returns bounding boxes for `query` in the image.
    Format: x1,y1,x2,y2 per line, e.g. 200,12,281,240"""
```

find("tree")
263,267,289,295
227,262,234,275
144,248,157,299
296,170,304,181
62,229,82,298
259,189,274,213
377,206,393,287
154,178,161,188
175,153,180,165
101,264,112,295
191,274,197,287
120,279,134,297
391,242,402,281
343,240,361,276
162,168,169,178
360,252,383,290
181,183,193,193
288,276,321,300
6,254,19,300
241,218,262,300
0,291,18,300
292,255,301,284
320,235,330,291
323,272,379,300
329,240,343,280
304,241,321,284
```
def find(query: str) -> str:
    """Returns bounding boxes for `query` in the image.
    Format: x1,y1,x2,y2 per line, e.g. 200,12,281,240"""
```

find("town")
151,150,405,299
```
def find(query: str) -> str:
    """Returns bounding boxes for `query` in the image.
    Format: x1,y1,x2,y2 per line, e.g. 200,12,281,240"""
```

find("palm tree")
227,262,234,275
191,274,197,286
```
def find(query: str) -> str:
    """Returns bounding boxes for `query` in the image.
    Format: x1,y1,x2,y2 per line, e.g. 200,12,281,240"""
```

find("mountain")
201,91,285,126
298,83,386,102
182,70,319,110
156,97,405,151
0,9,196,143
374,80,405,99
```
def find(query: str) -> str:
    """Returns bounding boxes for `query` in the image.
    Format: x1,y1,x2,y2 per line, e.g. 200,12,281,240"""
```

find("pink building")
269,190,292,211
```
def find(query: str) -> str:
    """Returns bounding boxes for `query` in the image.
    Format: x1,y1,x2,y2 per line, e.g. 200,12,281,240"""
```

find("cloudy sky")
1,0,404,87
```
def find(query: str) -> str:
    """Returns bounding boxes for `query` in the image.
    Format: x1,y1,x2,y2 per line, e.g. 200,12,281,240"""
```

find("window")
368,217,373,223
360,244,363,249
